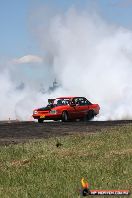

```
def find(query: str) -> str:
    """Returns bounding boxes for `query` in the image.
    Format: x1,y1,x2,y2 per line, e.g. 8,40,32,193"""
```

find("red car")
32,97,100,123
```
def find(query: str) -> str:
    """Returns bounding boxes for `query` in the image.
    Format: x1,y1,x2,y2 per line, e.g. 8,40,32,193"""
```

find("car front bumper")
32,113,62,120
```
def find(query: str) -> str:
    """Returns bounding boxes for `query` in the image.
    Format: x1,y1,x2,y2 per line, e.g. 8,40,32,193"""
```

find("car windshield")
53,98,70,106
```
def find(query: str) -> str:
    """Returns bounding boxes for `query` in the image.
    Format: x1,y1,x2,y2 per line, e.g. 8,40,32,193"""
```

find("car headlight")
50,110,57,114
33,110,38,114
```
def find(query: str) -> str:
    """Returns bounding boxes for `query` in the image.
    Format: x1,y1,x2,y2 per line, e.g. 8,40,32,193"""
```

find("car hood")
37,106,51,111
36,105,66,111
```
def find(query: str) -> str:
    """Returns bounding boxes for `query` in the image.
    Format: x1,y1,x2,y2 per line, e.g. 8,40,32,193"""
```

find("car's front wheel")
62,111,69,122
38,118,44,123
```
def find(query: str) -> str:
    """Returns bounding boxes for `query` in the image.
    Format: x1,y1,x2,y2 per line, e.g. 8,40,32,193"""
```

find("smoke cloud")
13,55,43,64
1,6,132,120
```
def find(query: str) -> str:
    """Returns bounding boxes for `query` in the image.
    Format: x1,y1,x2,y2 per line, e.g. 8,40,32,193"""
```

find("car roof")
56,97,87,100
56,97,76,99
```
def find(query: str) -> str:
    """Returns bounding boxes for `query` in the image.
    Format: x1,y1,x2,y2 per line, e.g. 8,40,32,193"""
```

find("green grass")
0,125,132,198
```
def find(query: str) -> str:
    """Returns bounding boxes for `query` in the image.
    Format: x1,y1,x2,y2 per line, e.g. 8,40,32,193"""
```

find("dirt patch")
0,120,132,146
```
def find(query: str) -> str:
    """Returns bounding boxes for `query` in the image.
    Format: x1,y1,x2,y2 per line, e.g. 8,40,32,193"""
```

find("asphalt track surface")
0,120,132,146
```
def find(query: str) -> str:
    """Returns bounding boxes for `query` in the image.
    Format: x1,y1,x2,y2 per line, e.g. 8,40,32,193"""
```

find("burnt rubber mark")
0,120,132,146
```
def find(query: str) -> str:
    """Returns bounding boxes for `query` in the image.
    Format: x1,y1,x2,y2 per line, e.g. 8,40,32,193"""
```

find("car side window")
85,99,92,105
73,98,81,105
72,98,92,106
73,98,85,106
76,98,92,106
79,98,86,106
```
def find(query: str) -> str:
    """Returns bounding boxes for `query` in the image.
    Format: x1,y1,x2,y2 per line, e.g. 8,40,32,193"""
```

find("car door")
67,98,80,119
75,97,89,118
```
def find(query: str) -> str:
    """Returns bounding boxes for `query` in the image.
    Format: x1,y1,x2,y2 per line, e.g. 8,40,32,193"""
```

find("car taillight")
33,110,38,114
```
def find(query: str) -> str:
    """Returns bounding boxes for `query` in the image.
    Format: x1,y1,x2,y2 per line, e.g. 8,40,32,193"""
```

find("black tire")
38,118,44,123
86,110,94,121
62,111,69,122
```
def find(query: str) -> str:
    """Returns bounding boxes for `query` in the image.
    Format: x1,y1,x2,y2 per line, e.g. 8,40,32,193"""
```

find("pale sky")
0,0,132,59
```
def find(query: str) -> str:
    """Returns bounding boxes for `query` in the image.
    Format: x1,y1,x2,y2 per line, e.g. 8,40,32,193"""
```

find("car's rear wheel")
62,111,69,122
38,118,44,123
86,110,94,121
